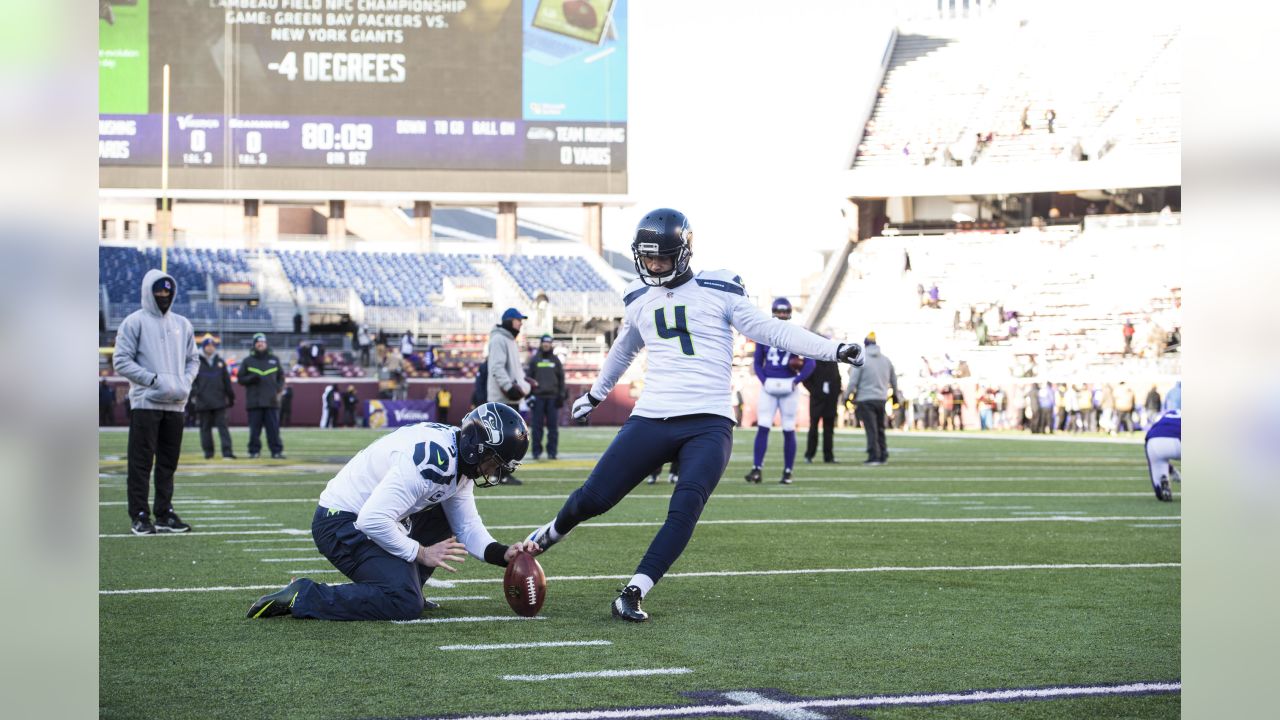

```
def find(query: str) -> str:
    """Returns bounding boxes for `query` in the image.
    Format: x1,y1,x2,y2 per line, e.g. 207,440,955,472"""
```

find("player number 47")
655,306,695,356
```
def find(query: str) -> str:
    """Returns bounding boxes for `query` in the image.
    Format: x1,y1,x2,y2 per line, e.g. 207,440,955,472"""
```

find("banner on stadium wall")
367,399,437,429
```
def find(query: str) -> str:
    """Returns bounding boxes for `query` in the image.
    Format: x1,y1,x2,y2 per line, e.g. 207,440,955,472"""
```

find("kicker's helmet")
458,402,529,487
771,297,793,320
632,208,693,286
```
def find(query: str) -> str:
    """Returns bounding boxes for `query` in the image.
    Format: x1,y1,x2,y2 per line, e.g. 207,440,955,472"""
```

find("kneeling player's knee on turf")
387,588,425,620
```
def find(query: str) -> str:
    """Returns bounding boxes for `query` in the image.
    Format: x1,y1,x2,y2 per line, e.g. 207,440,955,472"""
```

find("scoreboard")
99,0,628,194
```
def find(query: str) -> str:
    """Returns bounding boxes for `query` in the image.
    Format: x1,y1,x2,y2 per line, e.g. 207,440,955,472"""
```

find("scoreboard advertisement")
98,0,628,194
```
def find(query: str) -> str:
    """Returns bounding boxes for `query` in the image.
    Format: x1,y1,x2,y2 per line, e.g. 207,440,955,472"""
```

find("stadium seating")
99,246,268,326
275,250,482,307
822,214,1182,386
853,23,1180,169
495,255,613,296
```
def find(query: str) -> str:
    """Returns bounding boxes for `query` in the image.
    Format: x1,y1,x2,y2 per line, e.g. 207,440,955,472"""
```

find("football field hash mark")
407,680,1179,720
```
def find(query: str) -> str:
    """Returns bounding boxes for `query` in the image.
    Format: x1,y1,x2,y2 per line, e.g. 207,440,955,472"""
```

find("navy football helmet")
458,402,529,487
632,208,693,286
771,297,792,320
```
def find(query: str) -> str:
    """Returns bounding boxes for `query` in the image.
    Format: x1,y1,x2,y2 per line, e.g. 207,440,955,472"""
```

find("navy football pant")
289,505,453,620
553,414,734,585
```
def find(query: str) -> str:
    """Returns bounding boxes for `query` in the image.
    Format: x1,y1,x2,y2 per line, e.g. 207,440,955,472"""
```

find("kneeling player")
1145,409,1181,502
247,403,540,620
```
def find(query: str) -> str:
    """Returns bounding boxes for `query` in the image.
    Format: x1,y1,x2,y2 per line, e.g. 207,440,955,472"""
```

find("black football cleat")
611,585,649,622
271,452,287,460
668,473,678,484
647,473,657,485
154,511,191,533
246,579,305,619
502,475,524,486
745,467,762,484
130,513,155,536
1156,476,1173,502
780,469,793,485
423,599,440,611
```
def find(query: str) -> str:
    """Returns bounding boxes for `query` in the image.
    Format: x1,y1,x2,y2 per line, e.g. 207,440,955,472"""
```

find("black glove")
504,384,526,401
836,342,864,367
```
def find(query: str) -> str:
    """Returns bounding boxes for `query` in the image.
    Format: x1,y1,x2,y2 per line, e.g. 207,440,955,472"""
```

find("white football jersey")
318,422,496,563
591,270,843,421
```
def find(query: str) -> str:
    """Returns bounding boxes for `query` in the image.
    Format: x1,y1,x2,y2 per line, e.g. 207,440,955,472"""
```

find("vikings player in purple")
746,298,816,485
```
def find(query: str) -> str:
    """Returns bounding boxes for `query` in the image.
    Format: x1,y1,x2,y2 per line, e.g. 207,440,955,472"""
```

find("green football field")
99,427,1180,719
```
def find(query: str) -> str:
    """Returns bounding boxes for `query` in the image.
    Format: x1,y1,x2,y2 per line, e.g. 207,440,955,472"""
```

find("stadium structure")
98,0,1180,429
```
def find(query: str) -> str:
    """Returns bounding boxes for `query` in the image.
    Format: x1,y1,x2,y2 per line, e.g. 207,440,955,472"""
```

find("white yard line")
99,514,1179,539
99,562,1179,595
440,640,612,652
503,668,691,682
424,681,1178,720
97,491,1175,507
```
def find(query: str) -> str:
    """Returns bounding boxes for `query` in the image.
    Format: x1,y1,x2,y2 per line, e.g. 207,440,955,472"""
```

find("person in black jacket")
526,334,567,460
343,385,360,427
471,360,488,409
192,337,237,459
238,333,286,459
803,353,843,464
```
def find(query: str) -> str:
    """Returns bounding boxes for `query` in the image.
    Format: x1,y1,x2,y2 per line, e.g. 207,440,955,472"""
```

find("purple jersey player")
746,298,816,485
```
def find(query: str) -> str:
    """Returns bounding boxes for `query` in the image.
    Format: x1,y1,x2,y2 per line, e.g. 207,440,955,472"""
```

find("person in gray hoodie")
485,307,531,484
112,269,199,534
843,332,899,466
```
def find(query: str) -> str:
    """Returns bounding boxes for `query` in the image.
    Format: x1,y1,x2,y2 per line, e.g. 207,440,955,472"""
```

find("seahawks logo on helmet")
479,405,503,445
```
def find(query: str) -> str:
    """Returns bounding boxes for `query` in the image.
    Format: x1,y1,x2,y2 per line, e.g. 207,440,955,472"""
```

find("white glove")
571,392,601,420
836,342,864,367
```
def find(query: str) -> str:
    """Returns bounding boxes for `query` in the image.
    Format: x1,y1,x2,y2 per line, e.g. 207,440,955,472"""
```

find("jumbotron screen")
98,0,628,194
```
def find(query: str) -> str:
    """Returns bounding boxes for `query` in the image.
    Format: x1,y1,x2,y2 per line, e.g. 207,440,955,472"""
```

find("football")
503,551,547,617
788,355,806,371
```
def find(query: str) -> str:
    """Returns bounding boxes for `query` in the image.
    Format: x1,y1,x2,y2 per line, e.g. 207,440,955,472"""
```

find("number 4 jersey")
592,270,843,421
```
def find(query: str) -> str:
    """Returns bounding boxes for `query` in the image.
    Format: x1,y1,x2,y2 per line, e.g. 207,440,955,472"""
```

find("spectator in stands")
844,334,899,465
485,308,531,485
113,270,198,534
1020,104,1031,133
239,332,286,459
527,334,567,461
343,385,360,427
99,378,115,426
1044,108,1056,134
928,283,940,309
191,337,236,459
357,325,373,366
803,348,843,464
293,312,303,334
280,384,293,427
1123,319,1136,356
436,388,452,424
975,315,989,346
917,282,927,308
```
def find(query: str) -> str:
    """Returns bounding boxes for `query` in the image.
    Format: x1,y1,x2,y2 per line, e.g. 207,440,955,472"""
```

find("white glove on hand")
836,342,864,367
571,392,601,420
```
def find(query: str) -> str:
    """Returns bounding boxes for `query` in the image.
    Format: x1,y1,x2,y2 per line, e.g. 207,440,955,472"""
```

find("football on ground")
503,550,546,617
789,355,806,371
